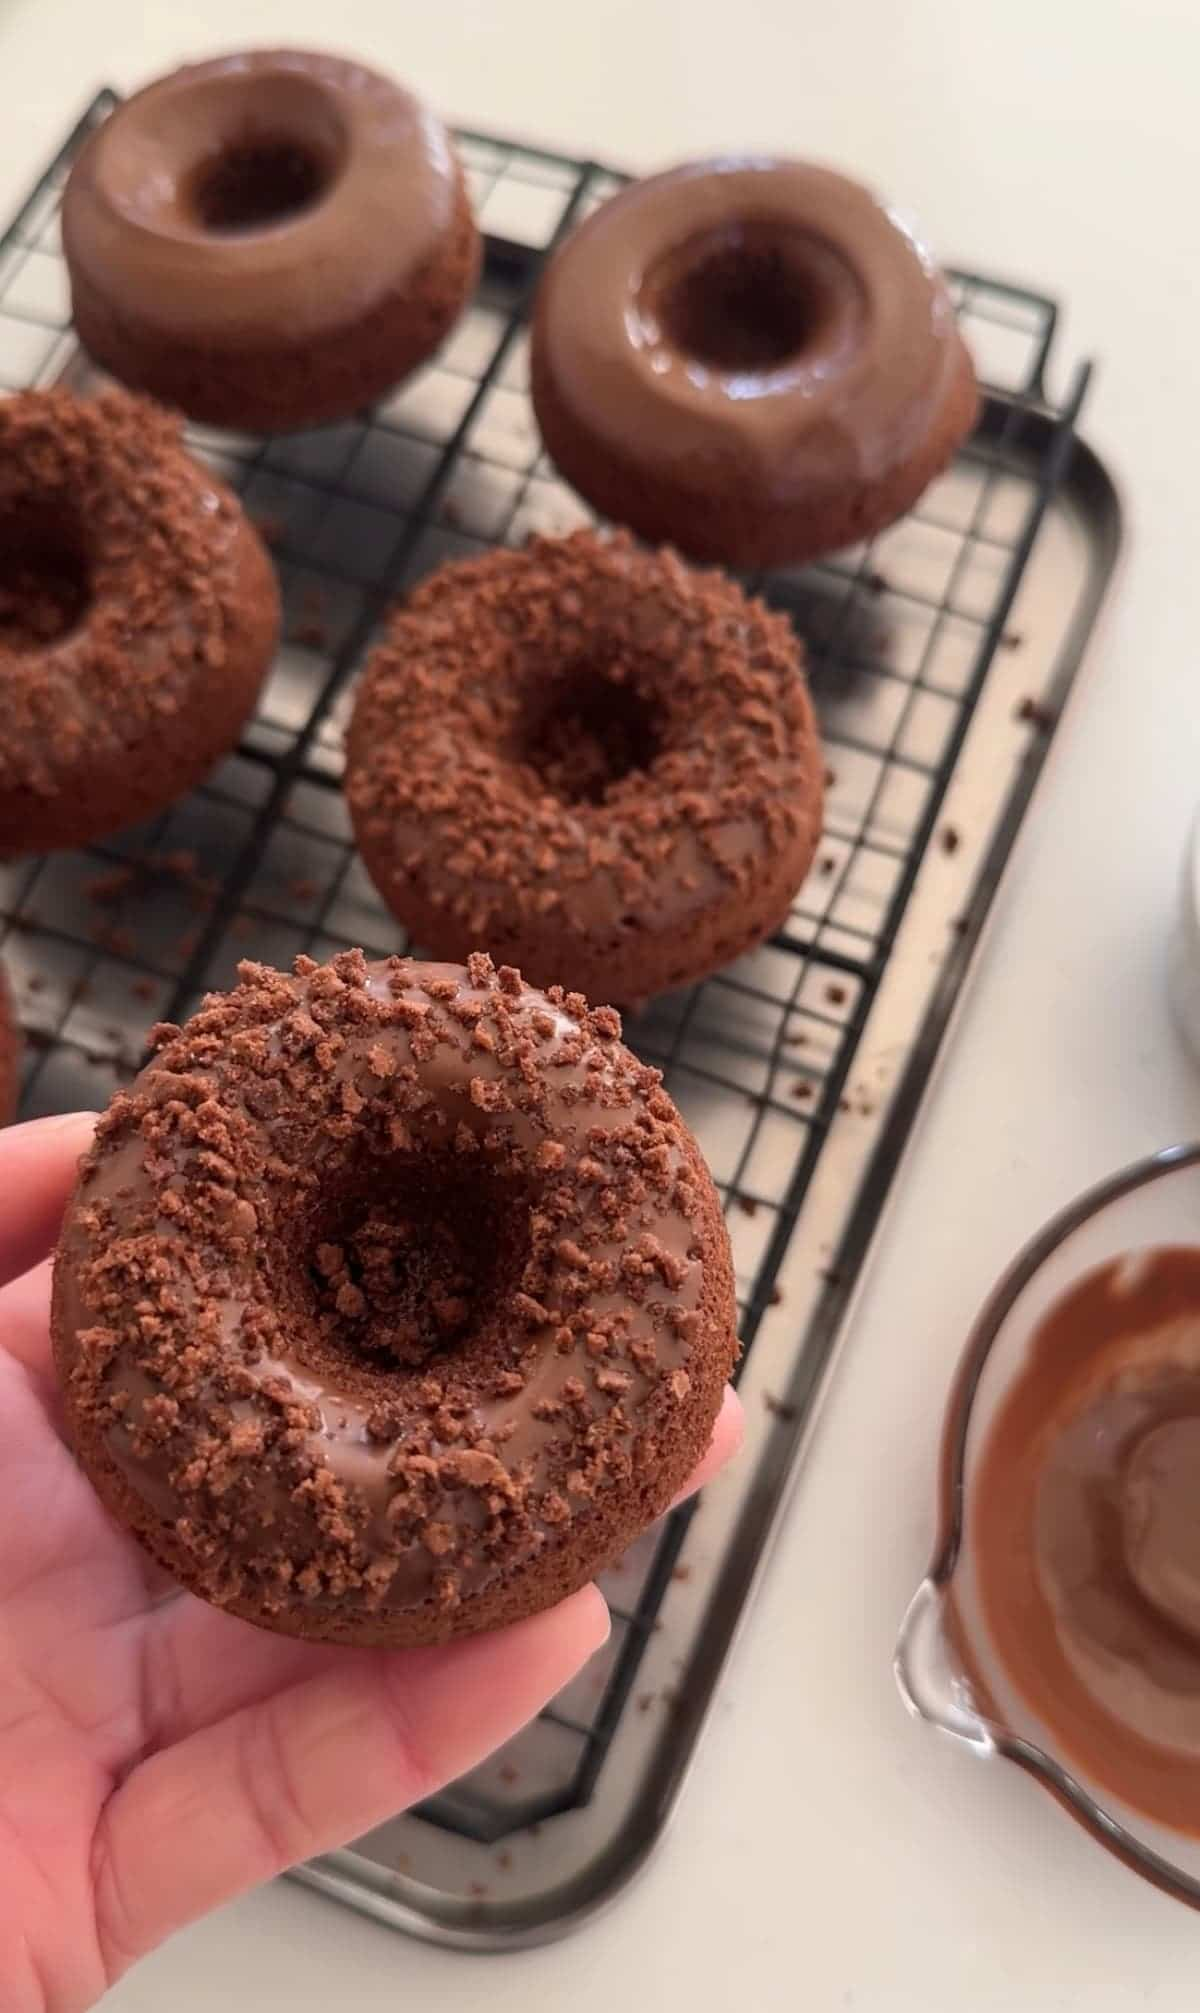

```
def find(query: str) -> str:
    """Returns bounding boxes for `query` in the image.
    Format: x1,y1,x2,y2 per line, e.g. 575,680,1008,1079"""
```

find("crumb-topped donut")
0,966,19,1123
346,529,824,1002
63,49,480,432
531,157,977,568
0,388,278,854
51,951,736,1647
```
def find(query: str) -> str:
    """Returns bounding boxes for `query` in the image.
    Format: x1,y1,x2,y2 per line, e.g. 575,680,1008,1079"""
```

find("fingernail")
580,1583,612,1649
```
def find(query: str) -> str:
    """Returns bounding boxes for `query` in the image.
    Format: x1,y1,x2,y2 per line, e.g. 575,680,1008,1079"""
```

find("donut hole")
187,136,333,233
644,221,860,375
521,667,665,804
297,1156,534,1385
0,503,91,652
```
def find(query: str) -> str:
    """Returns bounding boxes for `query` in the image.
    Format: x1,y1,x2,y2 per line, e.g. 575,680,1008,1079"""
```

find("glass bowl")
895,1141,1200,1908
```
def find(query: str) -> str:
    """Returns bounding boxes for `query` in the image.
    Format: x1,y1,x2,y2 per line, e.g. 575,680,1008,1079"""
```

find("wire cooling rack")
0,91,1105,1943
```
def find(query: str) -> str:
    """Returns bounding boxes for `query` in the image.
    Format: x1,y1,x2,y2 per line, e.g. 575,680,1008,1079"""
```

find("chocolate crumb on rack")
1016,694,1056,730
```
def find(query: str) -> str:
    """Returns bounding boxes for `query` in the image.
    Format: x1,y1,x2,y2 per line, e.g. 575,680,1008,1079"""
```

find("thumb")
90,1585,609,1983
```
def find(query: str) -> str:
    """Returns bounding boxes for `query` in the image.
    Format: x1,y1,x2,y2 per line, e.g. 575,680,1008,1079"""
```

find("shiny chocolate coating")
65,50,456,337
62,50,479,430
531,157,977,568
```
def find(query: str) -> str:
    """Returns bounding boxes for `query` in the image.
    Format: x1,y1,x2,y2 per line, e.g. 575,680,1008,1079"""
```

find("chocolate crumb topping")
346,529,823,1003
51,952,736,1646
0,388,278,854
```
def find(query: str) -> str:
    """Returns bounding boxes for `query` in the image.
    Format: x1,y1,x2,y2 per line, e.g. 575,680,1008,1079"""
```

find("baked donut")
51,950,736,1647
63,49,480,432
531,158,978,568
0,388,278,854
0,966,20,1124
346,529,824,1003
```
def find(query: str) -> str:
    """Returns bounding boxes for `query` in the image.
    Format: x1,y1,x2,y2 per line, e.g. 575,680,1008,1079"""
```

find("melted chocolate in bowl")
0,504,92,652
967,1245,1200,1831
640,220,865,378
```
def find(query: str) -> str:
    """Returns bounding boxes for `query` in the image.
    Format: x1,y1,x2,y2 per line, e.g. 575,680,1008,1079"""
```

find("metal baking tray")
0,91,1120,1949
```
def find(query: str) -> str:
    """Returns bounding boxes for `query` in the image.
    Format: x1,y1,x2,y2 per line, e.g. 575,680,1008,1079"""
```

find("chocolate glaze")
51,952,736,1646
967,1246,1200,1830
63,50,457,340
533,157,970,506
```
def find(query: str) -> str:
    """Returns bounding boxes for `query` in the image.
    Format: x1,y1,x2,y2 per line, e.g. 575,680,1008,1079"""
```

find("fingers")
0,1113,95,1293
671,1383,744,1507
89,1585,609,1982
86,1380,740,1983
0,1256,60,1389
136,1598,359,1748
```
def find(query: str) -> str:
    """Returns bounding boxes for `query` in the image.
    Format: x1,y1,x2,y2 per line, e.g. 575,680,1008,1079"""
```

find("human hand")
0,1114,742,2011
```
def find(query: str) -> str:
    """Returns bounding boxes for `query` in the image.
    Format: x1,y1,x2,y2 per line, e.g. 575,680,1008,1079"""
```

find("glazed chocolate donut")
0,966,20,1124
346,529,824,1003
51,951,736,1647
0,389,278,854
63,50,480,432
531,158,978,568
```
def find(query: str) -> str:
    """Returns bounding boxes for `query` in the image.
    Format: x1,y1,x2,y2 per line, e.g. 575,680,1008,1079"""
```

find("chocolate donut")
0,966,20,1124
63,50,480,432
346,529,824,1003
0,389,278,854
51,951,736,1647
531,158,978,568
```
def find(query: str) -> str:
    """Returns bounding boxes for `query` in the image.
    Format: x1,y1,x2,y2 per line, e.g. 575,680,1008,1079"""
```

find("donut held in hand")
52,951,738,1647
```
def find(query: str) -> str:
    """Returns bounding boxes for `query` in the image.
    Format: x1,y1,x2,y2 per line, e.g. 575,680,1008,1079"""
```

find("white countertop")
4,0,1200,2004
